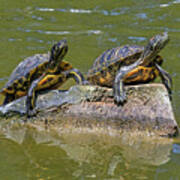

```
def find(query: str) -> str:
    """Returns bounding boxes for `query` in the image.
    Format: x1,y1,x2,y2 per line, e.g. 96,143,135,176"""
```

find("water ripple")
31,15,43,21
173,0,180,4
37,8,55,12
160,0,180,8
36,7,128,16
160,4,169,8
26,37,44,43
8,38,22,42
26,46,46,50
108,38,117,42
17,27,102,36
173,144,180,154
40,30,70,35
0,77,8,82
128,36,146,42
143,26,180,33
69,9,92,14
136,13,148,19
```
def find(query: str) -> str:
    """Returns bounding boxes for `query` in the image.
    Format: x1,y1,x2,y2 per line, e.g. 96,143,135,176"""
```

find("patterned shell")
1,53,50,91
87,45,144,77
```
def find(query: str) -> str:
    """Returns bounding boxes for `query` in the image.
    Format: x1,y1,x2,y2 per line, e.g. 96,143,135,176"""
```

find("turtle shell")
87,45,144,86
0,53,50,95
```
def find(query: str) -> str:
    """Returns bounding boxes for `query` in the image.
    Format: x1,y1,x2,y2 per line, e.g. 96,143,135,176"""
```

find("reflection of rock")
0,84,178,136
107,155,123,176
4,127,27,144
120,134,172,166
1,125,173,177
61,132,173,167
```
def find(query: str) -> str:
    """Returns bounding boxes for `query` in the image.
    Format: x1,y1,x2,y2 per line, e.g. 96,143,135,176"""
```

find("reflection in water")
0,125,174,179
155,143,180,179
0,0,180,179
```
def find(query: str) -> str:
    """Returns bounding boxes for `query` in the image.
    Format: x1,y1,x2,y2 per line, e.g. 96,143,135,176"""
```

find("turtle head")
141,32,169,65
148,32,169,53
49,39,68,69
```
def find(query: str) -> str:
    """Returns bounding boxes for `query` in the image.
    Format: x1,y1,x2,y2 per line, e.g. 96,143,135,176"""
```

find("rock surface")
0,83,178,137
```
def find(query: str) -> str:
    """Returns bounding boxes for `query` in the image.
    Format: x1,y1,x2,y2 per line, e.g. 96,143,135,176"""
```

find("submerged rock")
0,83,178,137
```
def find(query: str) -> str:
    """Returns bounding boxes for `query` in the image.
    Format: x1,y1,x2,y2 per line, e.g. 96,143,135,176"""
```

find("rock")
0,83,178,137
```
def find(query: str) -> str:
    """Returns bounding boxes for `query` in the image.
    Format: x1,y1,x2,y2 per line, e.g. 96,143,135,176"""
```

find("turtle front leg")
26,76,44,117
114,59,142,105
155,63,172,99
63,68,89,85
114,68,127,105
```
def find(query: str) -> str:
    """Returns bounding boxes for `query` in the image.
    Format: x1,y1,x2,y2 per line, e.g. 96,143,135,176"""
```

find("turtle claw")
114,93,127,106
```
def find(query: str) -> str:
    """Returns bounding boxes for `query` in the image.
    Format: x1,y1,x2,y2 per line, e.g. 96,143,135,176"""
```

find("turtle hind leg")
63,68,89,85
155,63,172,100
2,94,15,105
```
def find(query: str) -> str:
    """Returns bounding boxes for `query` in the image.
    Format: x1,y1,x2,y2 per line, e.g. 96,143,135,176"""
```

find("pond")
0,0,180,179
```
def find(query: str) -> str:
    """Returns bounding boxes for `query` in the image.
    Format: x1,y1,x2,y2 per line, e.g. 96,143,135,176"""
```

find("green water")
0,0,180,179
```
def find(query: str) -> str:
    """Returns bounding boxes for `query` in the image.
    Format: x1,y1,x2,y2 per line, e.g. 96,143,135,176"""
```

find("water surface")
0,0,180,179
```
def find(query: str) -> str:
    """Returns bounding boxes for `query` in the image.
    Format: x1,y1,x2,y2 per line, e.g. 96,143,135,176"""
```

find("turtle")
0,39,87,117
87,32,172,105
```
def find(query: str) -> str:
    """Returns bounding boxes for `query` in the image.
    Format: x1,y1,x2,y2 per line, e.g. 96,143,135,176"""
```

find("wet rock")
0,83,178,137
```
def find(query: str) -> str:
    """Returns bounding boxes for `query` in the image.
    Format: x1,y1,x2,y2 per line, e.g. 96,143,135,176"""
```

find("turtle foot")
26,109,37,118
114,93,127,106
